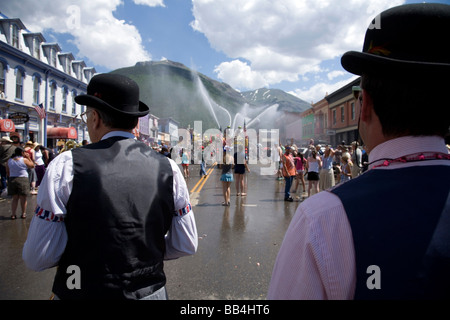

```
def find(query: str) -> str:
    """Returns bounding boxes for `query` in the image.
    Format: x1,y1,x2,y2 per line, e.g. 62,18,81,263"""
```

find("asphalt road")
0,162,306,300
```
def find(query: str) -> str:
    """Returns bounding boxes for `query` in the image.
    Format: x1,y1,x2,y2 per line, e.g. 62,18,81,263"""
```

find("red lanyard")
371,152,450,169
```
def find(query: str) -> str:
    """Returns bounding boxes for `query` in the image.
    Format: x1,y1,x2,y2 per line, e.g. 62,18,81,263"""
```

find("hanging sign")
9,112,30,125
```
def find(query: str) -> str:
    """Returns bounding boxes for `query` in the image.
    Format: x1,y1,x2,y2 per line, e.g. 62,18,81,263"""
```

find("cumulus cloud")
1,0,157,70
191,0,404,90
214,60,268,89
133,0,165,7
289,75,359,104
327,70,346,81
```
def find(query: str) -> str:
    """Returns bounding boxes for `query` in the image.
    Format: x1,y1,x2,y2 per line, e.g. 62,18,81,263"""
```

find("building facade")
0,14,95,147
137,113,160,146
300,108,314,146
311,97,329,145
325,77,361,146
158,117,179,146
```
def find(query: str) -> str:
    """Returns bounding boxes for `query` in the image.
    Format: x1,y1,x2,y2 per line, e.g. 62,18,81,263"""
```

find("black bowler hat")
75,73,149,117
341,3,450,75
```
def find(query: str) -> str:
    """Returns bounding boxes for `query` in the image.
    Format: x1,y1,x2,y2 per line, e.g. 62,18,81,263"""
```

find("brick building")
326,77,361,146
312,97,329,145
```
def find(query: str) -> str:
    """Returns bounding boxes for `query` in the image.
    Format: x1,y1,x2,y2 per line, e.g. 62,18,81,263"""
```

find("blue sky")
2,0,449,103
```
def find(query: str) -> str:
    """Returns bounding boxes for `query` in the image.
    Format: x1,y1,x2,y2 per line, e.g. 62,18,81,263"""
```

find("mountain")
241,88,310,113
110,60,310,130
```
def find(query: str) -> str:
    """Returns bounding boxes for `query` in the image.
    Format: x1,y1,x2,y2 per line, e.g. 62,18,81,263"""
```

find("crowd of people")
0,136,59,219
0,135,95,219
175,138,367,206
277,141,367,201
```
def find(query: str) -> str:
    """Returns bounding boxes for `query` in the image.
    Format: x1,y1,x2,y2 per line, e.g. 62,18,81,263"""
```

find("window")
333,109,336,125
72,90,77,114
49,82,56,110
12,24,20,48
15,68,24,100
50,48,56,67
33,76,40,104
0,63,5,94
62,87,68,113
341,106,345,123
65,59,71,75
33,37,41,59
351,102,355,120
73,64,82,80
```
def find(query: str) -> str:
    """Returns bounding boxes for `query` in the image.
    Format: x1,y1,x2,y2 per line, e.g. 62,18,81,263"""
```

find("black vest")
52,137,175,299
331,165,450,299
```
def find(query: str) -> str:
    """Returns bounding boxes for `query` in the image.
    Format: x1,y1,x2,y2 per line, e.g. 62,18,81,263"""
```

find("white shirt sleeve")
22,151,73,271
164,158,198,260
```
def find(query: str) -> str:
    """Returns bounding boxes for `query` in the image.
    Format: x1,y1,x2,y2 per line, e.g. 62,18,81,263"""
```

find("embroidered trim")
176,203,192,217
35,206,64,222
371,153,450,169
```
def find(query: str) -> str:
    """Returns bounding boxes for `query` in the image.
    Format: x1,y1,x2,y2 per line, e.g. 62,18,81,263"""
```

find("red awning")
47,127,78,139
0,119,16,132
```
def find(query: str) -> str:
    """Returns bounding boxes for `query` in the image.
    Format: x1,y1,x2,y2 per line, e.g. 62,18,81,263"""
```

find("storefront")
47,126,78,152
330,126,359,147
6,110,42,143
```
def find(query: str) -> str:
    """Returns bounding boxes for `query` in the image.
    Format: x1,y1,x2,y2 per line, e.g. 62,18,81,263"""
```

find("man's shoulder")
296,191,347,224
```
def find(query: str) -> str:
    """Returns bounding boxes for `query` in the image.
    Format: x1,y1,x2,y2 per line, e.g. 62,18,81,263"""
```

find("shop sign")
0,119,15,132
9,112,30,125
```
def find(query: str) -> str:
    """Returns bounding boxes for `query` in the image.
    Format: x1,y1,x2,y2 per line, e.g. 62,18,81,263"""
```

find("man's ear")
91,109,102,129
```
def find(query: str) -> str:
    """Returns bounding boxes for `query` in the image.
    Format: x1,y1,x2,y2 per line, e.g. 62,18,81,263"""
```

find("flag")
66,114,78,125
34,103,46,120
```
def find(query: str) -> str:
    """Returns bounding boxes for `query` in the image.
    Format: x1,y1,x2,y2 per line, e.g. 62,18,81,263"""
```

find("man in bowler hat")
23,73,198,299
268,3,450,299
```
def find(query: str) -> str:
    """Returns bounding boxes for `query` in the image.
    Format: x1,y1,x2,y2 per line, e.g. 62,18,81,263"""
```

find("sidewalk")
0,193,56,300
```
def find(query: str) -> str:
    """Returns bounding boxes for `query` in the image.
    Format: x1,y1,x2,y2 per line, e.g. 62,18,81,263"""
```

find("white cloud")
191,0,404,90
289,75,359,104
214,60,268,89
327,70,346,80
1,0,152,70
132,0,165,7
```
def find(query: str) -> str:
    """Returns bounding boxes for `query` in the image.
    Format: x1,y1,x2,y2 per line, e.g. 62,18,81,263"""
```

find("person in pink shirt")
292,150,307,196
268,3,450,300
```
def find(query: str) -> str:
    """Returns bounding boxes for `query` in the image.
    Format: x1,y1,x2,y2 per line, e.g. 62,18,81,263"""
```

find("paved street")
0,162,305,300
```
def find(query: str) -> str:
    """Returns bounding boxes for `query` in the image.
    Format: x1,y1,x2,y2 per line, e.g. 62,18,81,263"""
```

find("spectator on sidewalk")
0,137,16,195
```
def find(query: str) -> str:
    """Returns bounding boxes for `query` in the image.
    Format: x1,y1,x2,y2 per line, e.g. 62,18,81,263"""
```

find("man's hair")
94,108,139,130
361,73,449,138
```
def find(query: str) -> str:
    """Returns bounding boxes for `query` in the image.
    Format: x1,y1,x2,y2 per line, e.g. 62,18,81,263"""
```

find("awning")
47,127,77,139
0,119,16,132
